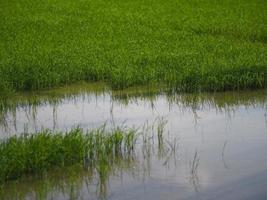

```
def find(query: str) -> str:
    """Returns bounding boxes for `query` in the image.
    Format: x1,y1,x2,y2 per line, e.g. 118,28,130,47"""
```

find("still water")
0,84,267,200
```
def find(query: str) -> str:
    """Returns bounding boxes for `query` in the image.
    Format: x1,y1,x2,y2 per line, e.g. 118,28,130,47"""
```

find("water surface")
0,84,267,200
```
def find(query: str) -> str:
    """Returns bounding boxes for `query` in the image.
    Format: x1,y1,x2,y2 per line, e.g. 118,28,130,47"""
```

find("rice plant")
0,0,266,92
0,127,137,184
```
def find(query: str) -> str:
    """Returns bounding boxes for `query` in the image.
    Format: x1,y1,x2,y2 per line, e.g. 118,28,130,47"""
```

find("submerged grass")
0,120,172,200
0,127,137,184
0,0,266,92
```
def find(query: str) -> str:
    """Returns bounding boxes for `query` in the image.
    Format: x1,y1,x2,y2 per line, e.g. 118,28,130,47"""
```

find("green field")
0,0,266,92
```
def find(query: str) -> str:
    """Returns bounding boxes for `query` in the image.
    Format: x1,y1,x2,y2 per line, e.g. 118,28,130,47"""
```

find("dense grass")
0,127,137,184
0,0,266,92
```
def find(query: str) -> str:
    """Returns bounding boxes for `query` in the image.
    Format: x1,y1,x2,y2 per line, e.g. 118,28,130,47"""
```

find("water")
0,84,267,200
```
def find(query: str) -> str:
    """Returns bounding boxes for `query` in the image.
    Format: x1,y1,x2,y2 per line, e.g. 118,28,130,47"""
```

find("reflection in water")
0,85,266,136
189,150,200,193
221,141,229,169
0,84,267,200
1,120,178,200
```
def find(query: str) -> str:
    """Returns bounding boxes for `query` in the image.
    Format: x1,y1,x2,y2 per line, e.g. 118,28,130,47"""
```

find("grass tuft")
0,127,137,184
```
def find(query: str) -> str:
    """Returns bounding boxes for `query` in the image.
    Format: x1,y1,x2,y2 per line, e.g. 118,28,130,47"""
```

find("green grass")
0,0,266,92
0,127,137,184
0,119,170,200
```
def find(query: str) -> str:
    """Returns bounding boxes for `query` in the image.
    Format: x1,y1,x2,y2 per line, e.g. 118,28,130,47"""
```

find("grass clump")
0,0,266,92
0,127,137,184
